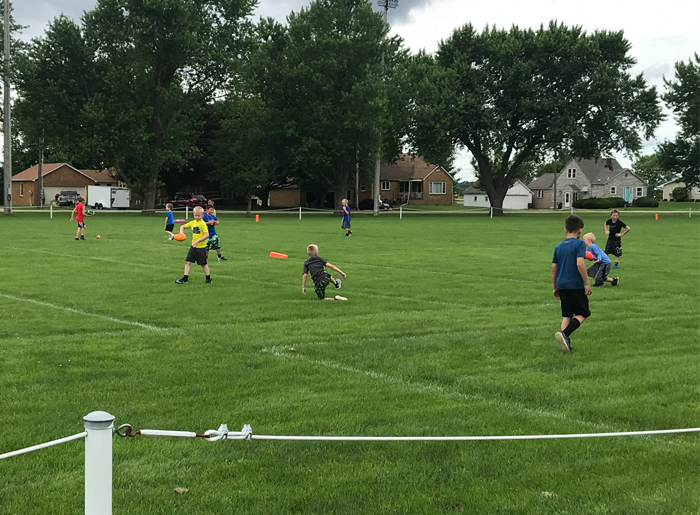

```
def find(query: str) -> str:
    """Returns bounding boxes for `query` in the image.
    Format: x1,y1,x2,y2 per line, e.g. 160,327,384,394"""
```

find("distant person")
302,244,347,300
604,209,630,269
207,199,216,216
69,196,92,241
552,215,592,353
165,203,175,240
203,205,226,261
583,233,618,287
341,198,352,237
175,206,211,284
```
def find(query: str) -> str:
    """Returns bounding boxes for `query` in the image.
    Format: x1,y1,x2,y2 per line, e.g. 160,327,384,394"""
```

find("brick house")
527,173,555,209
269,154,454,208
12,163,120,206
553,158,647,208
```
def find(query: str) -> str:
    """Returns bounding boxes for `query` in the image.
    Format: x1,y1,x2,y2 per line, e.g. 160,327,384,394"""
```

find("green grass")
0,211,698,514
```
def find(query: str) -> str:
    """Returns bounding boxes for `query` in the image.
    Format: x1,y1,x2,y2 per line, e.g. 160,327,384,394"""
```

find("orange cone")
255,214,259,222
270,252,288,259
655,213,658,220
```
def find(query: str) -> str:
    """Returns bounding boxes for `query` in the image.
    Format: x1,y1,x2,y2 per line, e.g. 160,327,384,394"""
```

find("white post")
185,205,189,220
490,207,493,219
50,204,53,219
570,206,573,215
84,411,114,515
299,206,302,220
690,208,692,218
400,205,402,220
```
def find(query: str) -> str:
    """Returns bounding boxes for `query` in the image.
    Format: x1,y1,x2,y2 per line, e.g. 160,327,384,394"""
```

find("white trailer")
87,186,131,210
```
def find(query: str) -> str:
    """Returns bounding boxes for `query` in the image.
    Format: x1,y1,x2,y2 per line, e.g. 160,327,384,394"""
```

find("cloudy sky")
14,0,699,180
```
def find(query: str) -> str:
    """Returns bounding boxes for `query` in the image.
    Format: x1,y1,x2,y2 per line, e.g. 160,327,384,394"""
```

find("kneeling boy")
302,244,347,300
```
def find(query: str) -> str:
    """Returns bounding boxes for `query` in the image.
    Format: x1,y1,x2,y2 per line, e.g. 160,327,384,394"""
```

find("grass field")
1,211,699,514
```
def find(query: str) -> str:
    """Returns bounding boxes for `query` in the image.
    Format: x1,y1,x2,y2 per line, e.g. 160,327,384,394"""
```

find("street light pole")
3,0,11,215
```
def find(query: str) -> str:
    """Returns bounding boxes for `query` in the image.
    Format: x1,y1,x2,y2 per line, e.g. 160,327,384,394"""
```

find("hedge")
572,197,626,209
635,196,659,207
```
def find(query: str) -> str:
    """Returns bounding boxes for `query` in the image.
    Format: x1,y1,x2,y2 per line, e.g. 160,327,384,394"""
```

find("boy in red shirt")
70,196,91,240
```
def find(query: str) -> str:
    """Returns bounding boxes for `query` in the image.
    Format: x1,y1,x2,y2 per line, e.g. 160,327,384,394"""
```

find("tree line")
2,0,697,213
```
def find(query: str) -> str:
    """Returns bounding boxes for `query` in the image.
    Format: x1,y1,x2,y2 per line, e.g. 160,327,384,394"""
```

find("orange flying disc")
174,233,187,242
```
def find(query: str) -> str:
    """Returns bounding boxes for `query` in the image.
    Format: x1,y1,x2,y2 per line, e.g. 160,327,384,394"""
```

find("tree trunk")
333,160,349,216
141,160,159,215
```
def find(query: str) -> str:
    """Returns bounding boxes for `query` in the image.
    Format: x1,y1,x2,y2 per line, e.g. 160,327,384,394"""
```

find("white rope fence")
2,411,699,515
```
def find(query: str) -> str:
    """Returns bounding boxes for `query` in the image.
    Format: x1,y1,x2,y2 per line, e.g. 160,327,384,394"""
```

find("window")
572,192,579,201
474,196,477,201
536,190,544,199
429,181,446,195
381,181,390,191
360,183,366,192
567,168,576,179
610,186,616,195
19,183,23,197
636,187,643,197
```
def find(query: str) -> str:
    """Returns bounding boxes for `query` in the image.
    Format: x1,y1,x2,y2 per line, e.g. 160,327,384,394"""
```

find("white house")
463,180,533,209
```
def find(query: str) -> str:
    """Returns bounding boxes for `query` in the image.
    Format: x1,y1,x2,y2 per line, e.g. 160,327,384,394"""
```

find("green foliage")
572,197,626,209
632,153,673,194
634,196,659,207
671,186,690,202
411,22,662,212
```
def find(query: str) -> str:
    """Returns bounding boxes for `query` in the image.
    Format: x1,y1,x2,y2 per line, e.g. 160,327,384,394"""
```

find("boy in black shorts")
552,215,592,353
302,244,347,300
604,208,630,269
175,206,211,284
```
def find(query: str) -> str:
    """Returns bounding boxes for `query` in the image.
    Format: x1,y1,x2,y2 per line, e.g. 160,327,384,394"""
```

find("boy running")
165,203,175,240
604,209,630,269
583,233,618,287
175,206,211,284
552,215,592,353
69,196,92,240
302,244,347,300
203,205,226,261
341,198,352,237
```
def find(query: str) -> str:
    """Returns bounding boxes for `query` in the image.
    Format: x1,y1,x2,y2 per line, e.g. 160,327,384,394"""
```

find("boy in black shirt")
302,244,347,300
604,209,631,269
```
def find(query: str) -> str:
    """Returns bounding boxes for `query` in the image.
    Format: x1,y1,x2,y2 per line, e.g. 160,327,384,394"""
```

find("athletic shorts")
185,247,208,266
77,222,85,228
341,220,351,229
604,239,622,257
165,224,174,232
558,289,591,319
587,262,611,284
206,235,221,250
314,276,331,300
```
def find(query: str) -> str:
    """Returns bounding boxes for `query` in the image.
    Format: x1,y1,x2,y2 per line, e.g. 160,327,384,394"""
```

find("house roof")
380,154,451,182
570,158,624,184
528,173,555,190
12,163,118,184
464,185,486,194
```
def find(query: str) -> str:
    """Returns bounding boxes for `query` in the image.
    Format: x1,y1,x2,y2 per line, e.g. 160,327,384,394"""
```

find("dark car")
57,189,79,206
170,194,208,208
359,198,391,211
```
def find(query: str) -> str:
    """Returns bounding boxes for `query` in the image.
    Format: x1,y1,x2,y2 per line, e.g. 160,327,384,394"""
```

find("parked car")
57,189,79,206
170,193,208,208
359,198,391,211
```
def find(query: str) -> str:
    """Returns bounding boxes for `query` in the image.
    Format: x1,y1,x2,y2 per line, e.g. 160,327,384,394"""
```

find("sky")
13,0,700,181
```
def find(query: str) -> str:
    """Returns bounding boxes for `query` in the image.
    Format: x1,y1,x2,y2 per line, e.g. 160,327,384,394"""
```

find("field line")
0,293,163,331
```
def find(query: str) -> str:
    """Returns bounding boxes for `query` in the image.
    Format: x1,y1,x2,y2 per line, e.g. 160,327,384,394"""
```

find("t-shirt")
166,211,174,224
587,243,611,265
75,203,84,223
552,237,587,290
342,206,351,222
202,214,218,237
606,219,627,241
184,219,209,248
303,256,329,284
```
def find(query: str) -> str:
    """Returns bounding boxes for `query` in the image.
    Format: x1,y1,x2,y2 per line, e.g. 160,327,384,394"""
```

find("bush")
572,197,626,209
635,196,659,207
671,187,689,202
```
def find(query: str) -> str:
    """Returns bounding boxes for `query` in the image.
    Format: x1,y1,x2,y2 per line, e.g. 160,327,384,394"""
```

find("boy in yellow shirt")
175,206,211,284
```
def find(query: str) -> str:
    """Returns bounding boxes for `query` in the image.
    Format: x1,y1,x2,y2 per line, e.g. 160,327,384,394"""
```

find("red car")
170,194,208,208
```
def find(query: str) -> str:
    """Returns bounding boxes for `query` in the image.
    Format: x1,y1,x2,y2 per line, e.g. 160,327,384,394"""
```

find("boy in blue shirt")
341,198,352,237
583,233,619,287
165,203,175,240
552,215,592,353
203,205,227,261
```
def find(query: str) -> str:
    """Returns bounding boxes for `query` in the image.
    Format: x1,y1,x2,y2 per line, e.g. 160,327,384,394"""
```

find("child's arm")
618,224,630,237
192,230,209,247
343,206,349,215
551,263,560,299
577,258,592,295
70,206,77,221
326,263,346,278
302,273,308,295
603,221,609,235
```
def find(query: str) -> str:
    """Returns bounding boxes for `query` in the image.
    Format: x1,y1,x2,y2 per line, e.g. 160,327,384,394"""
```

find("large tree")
411,22,662,213
658,54,700,187
632,153,673,196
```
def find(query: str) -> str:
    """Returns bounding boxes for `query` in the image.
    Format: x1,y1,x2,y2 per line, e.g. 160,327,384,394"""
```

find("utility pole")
3,0,11,215
373,0,398,216
37,134,44,208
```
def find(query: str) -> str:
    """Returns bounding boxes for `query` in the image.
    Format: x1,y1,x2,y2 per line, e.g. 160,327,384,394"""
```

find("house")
527,173,556,209
553,158,647,208
269,154,454,208
661,180,700,201
12,163,120,206
462,180,533,209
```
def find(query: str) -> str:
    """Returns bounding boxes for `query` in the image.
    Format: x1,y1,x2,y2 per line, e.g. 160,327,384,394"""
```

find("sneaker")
169,236,174,240
555,332,571,354
334,278,341,290
593,281,604,287
345,233,350,237
205,279,212,284
612,263,619,269
218,256,227,261
334,295,348,301
175,278,188,284
80,236,85,240
75,238,79,241
611,277,619,286
348,231,352,235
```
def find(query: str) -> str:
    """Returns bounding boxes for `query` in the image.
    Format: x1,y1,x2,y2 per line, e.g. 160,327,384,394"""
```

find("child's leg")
217,249,222,257
184,262,192,275
329,276,337,286
563,315,587,336
560,317,571,332
202,264,210,276
75,226,80,239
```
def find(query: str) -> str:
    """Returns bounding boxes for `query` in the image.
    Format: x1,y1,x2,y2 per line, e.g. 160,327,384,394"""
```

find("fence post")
490,207,493,219
571,206,574,215
185,206,189,220
400,205,402,220
50,204,53,219
690,208,692,218
84,411,115,515
299,206,302,220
